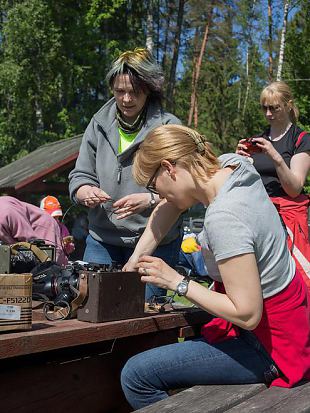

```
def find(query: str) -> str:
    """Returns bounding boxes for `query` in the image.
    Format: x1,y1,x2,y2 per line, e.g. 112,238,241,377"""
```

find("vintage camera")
243,136,262,154
31,261,80,307
31,262,125,320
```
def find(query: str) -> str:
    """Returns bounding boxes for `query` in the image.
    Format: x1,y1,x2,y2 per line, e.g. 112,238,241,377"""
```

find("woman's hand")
76,185,111,208
136,256,184,291
62,236,75,254
123,254,140,272
235,139,251,157
251,137,283,165
113,193,155,219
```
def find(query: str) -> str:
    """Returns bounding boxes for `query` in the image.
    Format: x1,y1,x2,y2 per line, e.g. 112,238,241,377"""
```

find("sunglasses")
146,165,161,195
261,104,281,113
146,161,177,195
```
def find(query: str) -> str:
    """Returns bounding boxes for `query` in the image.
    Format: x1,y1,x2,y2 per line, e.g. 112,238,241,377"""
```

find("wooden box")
0,274,32,332
77,270,145,323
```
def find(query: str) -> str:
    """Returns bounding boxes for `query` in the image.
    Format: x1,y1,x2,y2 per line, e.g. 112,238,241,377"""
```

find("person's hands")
123,254,139,272
62,236,75,254
250,137,283,165
113,193,154,219
235,139,251,157
136,256,184,291
63,235,74,244
76,185,111,208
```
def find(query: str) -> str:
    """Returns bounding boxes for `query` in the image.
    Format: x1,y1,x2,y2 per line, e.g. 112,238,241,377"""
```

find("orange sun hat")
40,195,63,217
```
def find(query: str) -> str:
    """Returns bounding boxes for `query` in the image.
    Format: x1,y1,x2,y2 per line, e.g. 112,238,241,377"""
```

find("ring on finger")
143,268,148,275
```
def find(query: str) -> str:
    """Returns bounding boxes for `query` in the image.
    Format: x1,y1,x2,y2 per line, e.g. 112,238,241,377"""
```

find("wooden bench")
137,381,310,412
0,308,211,413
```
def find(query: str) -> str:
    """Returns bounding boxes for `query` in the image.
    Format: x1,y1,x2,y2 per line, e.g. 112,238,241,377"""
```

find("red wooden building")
0,135,82,202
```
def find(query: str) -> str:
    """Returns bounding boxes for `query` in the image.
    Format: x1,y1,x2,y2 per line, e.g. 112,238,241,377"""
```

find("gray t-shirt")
199,153,295,298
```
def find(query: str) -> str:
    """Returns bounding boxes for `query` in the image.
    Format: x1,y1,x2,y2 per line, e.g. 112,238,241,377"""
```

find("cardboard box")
0,274,32,332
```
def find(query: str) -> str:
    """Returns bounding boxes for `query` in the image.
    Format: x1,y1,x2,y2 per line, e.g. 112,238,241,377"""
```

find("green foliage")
0,0,147,165
304,177,310,195
0,0,308,180
57,108,77,139
86,0,127,25
283,0,310,195
284,0,310,129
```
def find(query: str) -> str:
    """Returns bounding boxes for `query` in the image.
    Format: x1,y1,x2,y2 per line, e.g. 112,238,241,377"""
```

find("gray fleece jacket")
69,98,183,247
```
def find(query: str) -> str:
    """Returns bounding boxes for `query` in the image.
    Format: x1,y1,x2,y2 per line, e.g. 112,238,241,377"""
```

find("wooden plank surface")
0,309,211,359
226,381,310,413
137,383,267,412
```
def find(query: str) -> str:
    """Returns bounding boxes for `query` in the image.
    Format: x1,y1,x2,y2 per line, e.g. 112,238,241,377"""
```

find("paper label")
0,304,21,320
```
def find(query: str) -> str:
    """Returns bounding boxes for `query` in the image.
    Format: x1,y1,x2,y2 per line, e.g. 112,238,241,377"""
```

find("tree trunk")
241,0,256,118
242,47,251,118
237,80,241,113
187,28,199,126
276,0,290,81
156,0,160,61
166,0,185,111
188,8,212,127
161,0,172,68
268,0,273,81
146,0,154,53
194,94,198,128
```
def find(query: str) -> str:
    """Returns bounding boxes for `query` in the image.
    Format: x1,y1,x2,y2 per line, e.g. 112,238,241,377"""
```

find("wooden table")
0,309,211,413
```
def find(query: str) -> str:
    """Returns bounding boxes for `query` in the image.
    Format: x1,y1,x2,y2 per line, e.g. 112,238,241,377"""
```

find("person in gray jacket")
69,48,183,301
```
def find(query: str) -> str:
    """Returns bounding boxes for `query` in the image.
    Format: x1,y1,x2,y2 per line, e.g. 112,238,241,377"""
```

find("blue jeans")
178,250,208,276
121,330,279,410
83,234,182,301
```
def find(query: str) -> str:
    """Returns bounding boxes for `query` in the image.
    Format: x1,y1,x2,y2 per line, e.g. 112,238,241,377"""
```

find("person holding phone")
236,81,310,289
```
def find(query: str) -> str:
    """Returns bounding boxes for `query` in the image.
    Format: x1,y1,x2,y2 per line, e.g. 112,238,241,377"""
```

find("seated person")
40,195,75,257
121,124,310,410
0,196,67,265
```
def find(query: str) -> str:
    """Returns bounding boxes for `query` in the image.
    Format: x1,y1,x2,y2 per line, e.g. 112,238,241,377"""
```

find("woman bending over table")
120,124,310,410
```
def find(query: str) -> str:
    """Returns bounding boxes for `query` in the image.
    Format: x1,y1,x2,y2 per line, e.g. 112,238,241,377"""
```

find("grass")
168,280,211,306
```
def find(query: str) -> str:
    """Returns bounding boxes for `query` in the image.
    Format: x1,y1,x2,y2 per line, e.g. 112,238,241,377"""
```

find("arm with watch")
125,200,262,329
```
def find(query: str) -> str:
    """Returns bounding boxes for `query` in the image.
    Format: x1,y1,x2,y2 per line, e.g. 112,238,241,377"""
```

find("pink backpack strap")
295,131,308,148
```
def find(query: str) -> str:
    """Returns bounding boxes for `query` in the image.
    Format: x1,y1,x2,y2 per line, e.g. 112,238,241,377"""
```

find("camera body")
244,137,262,154
32,262,146,321
32,261,80,307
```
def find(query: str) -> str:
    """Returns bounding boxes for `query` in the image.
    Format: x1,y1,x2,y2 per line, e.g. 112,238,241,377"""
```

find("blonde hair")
260,81,299,123
106,48,164,101
133,125,220,187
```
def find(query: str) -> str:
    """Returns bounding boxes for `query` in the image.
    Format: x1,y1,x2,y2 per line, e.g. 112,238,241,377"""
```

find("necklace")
269,122,292,141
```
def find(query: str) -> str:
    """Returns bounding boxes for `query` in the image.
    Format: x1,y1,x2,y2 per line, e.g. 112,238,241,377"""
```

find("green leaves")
0,0,309,171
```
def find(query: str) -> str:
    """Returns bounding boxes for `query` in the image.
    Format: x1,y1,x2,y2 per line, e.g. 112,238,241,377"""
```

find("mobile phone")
243,137,262,154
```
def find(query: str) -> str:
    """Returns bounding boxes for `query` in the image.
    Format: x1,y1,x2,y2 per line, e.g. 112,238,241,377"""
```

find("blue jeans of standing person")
121,330,279,410
178,250,208,276
83,234,182,301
